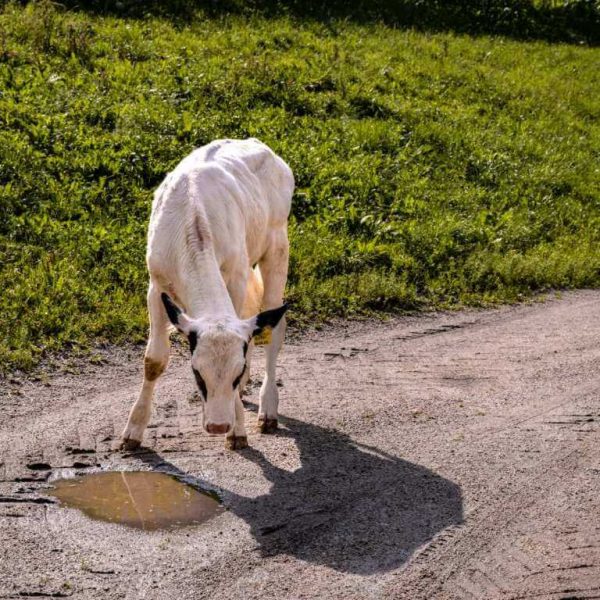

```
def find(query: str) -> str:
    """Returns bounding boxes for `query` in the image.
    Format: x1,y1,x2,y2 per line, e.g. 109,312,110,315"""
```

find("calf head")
161,293,287,435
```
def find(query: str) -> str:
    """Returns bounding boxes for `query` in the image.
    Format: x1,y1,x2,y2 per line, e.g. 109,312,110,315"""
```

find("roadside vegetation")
0,0,598,371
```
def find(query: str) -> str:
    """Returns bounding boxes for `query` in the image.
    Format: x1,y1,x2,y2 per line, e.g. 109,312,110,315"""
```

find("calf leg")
239,267,262,394
224,264,252,449
121,282,170,449
239,340,254,393
257,228,289,433
226,393,248,450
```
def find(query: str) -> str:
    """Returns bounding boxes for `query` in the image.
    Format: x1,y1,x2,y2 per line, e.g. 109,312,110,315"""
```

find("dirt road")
1,290,599,599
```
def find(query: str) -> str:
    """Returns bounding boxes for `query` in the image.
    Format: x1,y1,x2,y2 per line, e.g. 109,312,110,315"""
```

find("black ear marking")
253,303,289,337
188,331,197,355
161,293,182,326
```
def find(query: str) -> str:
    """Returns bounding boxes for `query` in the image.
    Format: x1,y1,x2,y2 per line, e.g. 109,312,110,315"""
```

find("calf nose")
206,422,231,435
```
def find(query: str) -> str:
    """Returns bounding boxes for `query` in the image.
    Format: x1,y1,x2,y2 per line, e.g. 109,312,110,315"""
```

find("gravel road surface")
1,290,599,599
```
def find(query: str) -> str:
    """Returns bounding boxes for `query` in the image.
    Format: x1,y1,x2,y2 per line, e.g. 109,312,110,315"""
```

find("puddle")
50,471,222,530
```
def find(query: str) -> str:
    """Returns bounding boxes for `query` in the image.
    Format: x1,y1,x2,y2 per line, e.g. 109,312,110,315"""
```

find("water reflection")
50,471,222,530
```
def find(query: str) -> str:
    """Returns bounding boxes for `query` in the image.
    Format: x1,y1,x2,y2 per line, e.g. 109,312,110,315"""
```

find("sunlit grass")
0,1,598,370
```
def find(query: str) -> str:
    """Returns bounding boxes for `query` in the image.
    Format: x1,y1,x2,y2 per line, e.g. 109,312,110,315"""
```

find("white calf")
121,138,294,450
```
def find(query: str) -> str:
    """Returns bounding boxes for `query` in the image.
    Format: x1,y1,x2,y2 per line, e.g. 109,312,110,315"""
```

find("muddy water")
50,471,222,530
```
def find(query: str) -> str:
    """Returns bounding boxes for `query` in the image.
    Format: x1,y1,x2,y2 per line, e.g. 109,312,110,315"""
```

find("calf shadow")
138,408,462,575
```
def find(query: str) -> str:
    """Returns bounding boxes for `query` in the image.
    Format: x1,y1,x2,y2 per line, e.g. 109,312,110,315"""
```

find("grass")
0,1,599,371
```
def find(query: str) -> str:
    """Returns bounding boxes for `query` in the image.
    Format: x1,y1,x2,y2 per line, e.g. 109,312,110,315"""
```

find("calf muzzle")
206,422,231,435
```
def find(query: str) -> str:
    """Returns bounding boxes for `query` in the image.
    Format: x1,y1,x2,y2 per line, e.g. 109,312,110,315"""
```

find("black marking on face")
232,363,247,389
243,341,249,357
161,293,182,326
188,331,197,355
253,303,289,337
192,368,207,400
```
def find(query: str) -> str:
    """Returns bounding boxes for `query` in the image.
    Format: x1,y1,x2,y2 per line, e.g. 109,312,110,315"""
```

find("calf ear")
161,293,193,334
250,303,289,338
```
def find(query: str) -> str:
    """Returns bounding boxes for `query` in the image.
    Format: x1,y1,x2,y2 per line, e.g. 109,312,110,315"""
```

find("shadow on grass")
136,405,463,574
57,0,599,45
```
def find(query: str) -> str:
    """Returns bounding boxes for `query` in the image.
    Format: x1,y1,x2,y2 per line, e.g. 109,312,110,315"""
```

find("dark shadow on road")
136,407,463,574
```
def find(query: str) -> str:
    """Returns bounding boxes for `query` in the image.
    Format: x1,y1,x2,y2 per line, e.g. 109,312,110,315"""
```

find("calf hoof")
257,417,278,434
225,435,248,450
120,438,141,451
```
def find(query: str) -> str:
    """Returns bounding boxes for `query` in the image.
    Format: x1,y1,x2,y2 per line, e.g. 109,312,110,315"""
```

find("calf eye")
192,368,207,399
232,364,246,389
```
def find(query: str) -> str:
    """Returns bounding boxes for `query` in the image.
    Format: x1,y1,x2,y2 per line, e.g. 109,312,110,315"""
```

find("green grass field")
1,1,599,371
